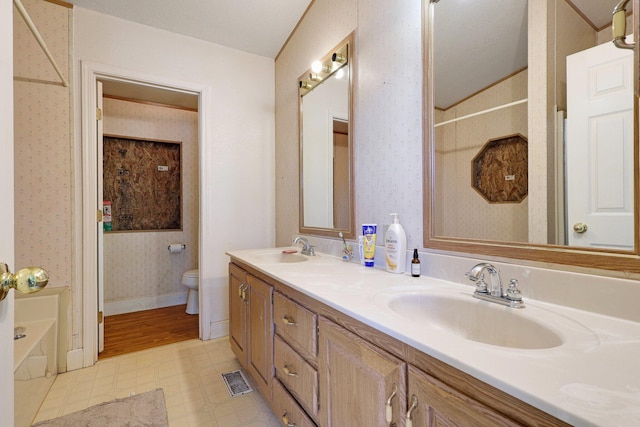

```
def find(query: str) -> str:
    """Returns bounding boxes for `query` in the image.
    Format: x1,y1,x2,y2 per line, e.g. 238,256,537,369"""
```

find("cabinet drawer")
274,292,317,359
273,378,317,427
274,335,318,418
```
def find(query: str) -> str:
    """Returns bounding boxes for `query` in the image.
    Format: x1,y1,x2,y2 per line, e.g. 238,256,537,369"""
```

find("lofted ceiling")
66,0,313,59
64,0,621,110
434,0,622,109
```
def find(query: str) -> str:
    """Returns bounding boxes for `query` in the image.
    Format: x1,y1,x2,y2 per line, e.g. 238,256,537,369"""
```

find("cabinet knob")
282,315,297,326
283,364,298,377
281,411,296,427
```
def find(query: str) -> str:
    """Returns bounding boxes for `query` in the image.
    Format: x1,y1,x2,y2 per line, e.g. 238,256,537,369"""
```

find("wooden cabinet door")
246,274,274,399
319,316,407,427
228,264,248,366
407,365,519,427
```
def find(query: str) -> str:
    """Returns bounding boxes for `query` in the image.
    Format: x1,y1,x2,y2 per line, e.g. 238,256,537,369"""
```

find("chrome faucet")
292,236,315,256
466,262,524,308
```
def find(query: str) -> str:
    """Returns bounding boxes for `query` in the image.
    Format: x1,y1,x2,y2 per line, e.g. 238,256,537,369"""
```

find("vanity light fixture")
311,60,333,74
300,43,349,97
332,52,347,64
311,60,323,73
299,80,314,90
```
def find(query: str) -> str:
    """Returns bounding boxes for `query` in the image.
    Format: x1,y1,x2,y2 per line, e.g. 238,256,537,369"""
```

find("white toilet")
181,269,199,315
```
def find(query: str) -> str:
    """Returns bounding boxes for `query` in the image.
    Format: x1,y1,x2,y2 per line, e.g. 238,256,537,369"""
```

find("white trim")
209,320,229,339
104,293,188,316
80,61,211,367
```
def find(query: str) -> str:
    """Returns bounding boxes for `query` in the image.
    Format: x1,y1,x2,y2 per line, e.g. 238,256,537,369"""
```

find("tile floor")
32,338,280,426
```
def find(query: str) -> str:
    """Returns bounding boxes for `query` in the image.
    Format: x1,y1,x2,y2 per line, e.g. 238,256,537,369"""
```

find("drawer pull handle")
405,395,418,427
281,411,296,427
282,316,297,326
385,384,398,423
283,364,298,377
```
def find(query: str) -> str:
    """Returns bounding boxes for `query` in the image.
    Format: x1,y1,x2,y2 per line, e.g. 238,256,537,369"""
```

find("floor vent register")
221,370,253,398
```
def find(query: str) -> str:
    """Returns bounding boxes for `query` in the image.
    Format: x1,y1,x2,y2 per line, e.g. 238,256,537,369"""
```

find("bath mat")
32,388,168,427
221,369,253,397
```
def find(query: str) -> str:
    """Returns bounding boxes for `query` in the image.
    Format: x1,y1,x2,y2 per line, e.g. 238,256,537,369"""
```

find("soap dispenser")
385,213,407,273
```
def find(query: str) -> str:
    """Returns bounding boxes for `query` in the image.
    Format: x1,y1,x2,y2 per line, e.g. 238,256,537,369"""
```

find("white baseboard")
209,320,228,339
66,349,84,371
104,293,188,316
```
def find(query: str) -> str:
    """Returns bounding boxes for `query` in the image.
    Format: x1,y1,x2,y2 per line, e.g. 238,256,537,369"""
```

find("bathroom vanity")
227,248,640,426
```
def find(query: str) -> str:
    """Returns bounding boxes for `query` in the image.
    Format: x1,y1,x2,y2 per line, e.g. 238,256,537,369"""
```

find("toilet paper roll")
168,244,186,253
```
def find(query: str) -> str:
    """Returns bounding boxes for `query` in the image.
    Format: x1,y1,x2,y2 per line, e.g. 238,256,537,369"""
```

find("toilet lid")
183,269,198,278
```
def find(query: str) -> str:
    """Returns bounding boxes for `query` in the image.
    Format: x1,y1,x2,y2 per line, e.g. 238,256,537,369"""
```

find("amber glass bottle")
411,249,421,277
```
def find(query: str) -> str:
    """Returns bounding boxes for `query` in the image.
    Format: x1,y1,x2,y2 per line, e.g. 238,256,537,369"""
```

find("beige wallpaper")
13,0,72,287
276,0,423,248
435,71,528,242
102,98,198,308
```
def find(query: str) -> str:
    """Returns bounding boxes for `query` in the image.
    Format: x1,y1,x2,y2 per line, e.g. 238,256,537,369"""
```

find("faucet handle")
506,279,523,302
471,273,488,294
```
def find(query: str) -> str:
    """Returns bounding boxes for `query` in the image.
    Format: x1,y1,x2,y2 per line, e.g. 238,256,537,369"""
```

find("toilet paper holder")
168,244,186,252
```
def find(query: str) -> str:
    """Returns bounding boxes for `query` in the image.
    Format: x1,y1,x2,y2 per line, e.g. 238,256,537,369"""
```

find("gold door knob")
0,263,49,302
573,223,588,234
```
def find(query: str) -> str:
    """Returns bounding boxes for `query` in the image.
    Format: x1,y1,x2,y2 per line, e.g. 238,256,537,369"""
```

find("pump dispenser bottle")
385,213,407,273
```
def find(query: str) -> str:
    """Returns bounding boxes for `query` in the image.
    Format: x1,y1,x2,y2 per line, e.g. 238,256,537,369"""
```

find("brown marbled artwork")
104,136,182,231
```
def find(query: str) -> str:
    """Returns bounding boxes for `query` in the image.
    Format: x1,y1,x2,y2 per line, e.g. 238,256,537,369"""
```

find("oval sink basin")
253,250,308,264
378,290,574,350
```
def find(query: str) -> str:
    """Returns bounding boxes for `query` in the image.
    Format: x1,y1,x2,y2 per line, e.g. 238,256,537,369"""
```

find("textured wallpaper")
435,71,528,242
103,98,198,306
275,0,423,249
13,0,72,287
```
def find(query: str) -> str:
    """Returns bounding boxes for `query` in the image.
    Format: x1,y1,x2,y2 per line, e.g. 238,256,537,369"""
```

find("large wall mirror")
424,0,640,273
299,34,355,238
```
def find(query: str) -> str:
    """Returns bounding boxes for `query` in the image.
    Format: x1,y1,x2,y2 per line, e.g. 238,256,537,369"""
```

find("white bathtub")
14,293,58,379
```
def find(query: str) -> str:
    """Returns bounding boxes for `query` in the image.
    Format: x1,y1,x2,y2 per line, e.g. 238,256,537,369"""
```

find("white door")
566,42,634,250
97,82,104,353
1,0,16,421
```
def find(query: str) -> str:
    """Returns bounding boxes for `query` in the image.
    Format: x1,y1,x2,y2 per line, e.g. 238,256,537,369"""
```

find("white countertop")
226,248,640,427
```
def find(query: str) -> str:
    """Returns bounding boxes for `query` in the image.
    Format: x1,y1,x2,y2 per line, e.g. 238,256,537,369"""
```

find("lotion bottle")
385,213,407,273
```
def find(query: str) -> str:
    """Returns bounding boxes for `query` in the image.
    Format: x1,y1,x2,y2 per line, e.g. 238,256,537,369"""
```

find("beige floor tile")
36,338,280,426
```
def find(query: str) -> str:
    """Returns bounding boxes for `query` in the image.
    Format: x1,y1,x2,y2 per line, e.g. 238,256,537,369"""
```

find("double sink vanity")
226,247,640,426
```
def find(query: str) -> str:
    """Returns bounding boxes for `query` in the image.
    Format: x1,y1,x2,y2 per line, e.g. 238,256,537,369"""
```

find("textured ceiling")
434,0,622,109
65,0,621,109
67,0,313,59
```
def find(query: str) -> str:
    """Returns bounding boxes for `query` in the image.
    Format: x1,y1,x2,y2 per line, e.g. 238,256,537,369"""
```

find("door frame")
79,61,212,367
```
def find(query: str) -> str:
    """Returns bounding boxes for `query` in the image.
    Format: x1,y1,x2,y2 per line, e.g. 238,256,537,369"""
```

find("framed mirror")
299,34,355,238
423,0,640,273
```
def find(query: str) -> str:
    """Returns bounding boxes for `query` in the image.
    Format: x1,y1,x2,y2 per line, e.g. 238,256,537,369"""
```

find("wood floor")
99,305,199,359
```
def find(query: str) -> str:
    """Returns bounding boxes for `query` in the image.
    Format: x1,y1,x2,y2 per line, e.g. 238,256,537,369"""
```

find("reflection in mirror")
425,0,640,272
299,35,355,238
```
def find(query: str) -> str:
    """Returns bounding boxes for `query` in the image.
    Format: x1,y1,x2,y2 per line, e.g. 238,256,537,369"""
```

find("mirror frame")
422,0,640,273
299,33,356,239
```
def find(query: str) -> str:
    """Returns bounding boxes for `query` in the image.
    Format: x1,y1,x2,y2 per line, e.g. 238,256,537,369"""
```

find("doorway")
98,80,200,358
80,62,214,367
